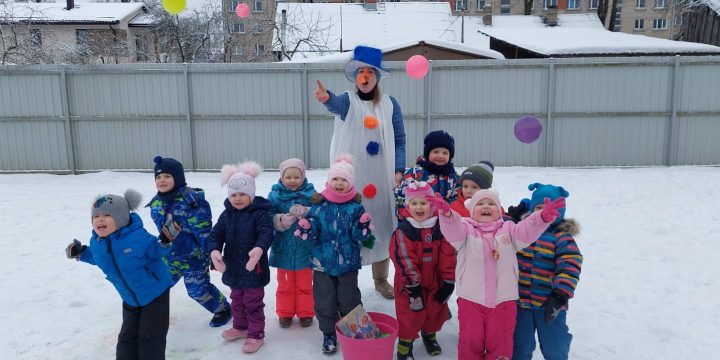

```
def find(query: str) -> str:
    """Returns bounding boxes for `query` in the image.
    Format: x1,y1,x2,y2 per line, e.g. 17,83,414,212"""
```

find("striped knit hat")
460,161,494,189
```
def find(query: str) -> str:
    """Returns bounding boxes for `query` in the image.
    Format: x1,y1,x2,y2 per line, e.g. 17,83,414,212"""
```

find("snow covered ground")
1,166,718,359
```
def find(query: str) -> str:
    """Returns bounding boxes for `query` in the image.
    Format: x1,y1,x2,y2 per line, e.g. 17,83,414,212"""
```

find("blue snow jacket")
268,179,316,270
79,213,172,307
146,186,213,259
305,193,372,277
207,197,274,289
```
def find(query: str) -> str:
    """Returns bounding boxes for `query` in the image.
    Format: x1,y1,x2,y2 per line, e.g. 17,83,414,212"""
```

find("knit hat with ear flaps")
423,130,455,160
465,188,503,217
328,154,355,186
528,183,569,223
221,161,263,200
153,156,186,193
344,45,390,83
91,189,143,230
278,158,306,180
460,161,494,190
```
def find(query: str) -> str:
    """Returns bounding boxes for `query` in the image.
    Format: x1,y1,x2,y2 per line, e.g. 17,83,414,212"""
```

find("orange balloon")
364,115,379,129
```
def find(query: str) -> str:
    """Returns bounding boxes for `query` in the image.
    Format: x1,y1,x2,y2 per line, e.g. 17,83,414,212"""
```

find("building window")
252,0,262,12
454,0,466,11
567,0,579,9
544,0,558,9
653,18,667,29
635,0,645,8
232,22,245,34
589,0,599,9
29,29,42,46
229,0,242,12
634,18,645,30
233,45,244,55
76,29,88,46
255,44,265,55
501,0,511,13
655,0,667,8
477,0,486,11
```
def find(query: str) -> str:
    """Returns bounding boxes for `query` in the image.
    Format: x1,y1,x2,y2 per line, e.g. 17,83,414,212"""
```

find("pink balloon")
406,55,429,80
235,3,250,18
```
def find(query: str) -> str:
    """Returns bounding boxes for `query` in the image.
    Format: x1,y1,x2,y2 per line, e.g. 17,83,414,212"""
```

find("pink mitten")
425,193,451,215
540,197,566,222
289,204,310,219
359,213,374,236
294,218,311,240
245,247,263,271
210,250,226,273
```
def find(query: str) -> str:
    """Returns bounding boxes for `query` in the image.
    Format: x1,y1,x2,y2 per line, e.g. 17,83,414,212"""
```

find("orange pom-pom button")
364,115,379,129
363,183,377,198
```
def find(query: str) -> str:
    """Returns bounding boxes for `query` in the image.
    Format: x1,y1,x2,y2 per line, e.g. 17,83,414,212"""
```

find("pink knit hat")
327,154,355,186
279,158,306,179
403,181,435,206
220,161,263,200
465,188,503,215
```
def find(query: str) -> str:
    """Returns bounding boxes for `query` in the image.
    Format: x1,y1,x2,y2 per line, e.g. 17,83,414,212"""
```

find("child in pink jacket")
428,189,565,360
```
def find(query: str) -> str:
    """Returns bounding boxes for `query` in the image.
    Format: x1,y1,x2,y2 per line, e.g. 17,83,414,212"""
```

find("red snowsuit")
450,193,470,218
390,218,457,339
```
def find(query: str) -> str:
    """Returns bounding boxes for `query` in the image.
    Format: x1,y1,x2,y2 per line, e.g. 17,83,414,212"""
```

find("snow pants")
457,298,517,360
230,287,266,340
394,282,450,339
167,251,229,314
512,307,572,360
313,270,362,334
116,288,170,360
276,268,315,318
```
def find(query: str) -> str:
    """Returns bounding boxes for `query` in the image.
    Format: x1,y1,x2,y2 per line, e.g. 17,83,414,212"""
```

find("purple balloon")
514,116,543,144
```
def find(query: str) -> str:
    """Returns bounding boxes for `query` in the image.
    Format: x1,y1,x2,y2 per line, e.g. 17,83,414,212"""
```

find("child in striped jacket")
512,183,583,360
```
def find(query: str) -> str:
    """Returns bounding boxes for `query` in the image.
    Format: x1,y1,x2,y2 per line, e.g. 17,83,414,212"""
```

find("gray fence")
1,56,719,173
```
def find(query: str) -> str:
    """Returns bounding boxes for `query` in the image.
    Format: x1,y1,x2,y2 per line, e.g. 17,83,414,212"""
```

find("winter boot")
397,338,415,360
222,327,247,341
372,258,394,299
210,308,232,327
242,338,264,353
322,333,337,354
421,332,442,356
279,317,293,328
299,317,314,327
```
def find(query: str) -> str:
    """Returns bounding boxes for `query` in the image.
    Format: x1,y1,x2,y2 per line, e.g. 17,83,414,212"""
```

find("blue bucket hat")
344,45,390,83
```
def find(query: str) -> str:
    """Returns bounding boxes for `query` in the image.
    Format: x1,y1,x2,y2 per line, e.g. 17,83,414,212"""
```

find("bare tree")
271,5,335,61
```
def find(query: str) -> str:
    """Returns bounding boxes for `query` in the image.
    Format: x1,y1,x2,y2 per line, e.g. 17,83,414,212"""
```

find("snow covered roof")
480,27,720,56
698,0,720,14
3,2,146,25
273,2,460,53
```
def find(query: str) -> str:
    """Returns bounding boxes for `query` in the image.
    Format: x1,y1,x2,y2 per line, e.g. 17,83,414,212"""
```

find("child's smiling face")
155,173,175,193
472,198,500,223
461,179,481,199
428,147,450,166
92,213,118,237
230,192,252,210
407,196,432,222
329,177,351,193
281,167,303,191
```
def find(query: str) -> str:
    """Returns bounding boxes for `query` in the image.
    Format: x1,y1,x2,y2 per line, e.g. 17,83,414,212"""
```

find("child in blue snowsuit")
268,158,317,328
208,161,274,354
294,154,375,355
66,189,173,359
147,156,231,327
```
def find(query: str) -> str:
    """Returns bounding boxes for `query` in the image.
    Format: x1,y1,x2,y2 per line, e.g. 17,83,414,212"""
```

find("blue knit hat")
528,183,569,225
153,156,186,193
423,130,455,160
344,45,389,83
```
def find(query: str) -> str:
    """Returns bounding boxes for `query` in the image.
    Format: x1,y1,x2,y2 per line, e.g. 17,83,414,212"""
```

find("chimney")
545,5,558,27
482,5,493,26
66,0,75,11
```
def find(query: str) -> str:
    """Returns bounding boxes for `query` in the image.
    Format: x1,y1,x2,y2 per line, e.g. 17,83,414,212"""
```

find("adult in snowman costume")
314,45,406,299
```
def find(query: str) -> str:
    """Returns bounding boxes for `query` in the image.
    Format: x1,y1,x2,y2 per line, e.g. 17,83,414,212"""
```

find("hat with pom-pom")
328,154,355,186
403,181,435,206
344,45,390,83
279,158,306,180
528,183,569,224
460,161,494,190
423,130,455,160
221,161,263,200
153,156,186,192
91,189,142,230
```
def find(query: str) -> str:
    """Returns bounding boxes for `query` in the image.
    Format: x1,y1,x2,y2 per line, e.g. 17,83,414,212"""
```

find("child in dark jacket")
396,130,460,220
66,189,173,359
208,161,274,354
267,158,317,328
147,156,231,327
390,181,456,360
512,183,583,360
294,154,374,355
450,161,495,217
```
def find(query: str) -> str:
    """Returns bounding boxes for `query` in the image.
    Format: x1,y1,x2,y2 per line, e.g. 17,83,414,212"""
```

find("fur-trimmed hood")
554,218,580,236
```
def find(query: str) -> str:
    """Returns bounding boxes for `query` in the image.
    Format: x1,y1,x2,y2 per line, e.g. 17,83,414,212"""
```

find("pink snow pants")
457,298,517,360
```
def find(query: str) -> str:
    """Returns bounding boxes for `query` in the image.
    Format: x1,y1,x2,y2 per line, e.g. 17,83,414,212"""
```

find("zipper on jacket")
106,237,141,307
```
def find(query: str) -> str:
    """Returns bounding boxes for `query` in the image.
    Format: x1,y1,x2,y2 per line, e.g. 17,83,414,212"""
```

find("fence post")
543,58,556,167
424,60,433,135
665,55,681,166
59,65,76,174
302,63,310,167
183,63,196,171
